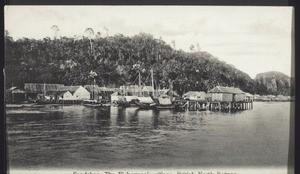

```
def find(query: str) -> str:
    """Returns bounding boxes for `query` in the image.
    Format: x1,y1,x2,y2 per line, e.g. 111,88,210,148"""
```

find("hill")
5,32,271,95
255,71,294,96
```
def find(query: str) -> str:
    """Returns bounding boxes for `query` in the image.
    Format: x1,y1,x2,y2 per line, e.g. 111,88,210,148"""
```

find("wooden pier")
174,100,253,111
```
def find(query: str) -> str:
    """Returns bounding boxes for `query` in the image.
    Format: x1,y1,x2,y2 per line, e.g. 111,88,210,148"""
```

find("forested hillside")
255,71,294,96
5,31,272,95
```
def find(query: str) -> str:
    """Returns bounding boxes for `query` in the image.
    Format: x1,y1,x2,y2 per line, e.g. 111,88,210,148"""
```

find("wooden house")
5,86,26,103
120,85,141,96
267,95,276,101
182,91,207,101
24,83,64,100
276,95,285,101
84,85,102,100
98,87,118,101
253,94,261,101
56,91,73,101
57,86,90,101
261,95,271,102
244,93,254,102
208,86,245,102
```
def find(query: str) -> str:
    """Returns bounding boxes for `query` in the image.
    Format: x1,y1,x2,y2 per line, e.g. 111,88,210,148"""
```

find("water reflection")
6,103,291,168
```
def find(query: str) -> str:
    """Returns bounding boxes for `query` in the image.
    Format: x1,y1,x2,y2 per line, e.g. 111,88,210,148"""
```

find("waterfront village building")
24,83,64,101
84,85,118,101
56,86,90,101
119,85,154,98
84,85,102,100
267,95,276,101
253,94,261,101
207,86,245,102
98,87,118,101
245,93,254,102
5,86,26,103
261,95,271,102
56,91,73,101
182,91,207,101
112,85,178,103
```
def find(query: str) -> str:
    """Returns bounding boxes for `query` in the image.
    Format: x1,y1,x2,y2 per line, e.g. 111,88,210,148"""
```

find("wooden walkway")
174,100,253,111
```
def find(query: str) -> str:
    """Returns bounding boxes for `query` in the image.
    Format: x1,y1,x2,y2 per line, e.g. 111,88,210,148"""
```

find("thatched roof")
208,86,245,94
24,83,64,93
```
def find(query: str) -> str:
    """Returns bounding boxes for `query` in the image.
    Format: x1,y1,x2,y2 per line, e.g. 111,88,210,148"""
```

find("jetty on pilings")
174,86,254,112
174,100,253,111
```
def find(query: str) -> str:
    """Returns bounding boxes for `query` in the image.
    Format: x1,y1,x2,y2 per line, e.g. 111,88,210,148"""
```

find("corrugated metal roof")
84,85,101,93
183,91,207,97
6,86,17,92
12,89,25,94
245,93,253,97
24,83,64,93
57,86,81,93
208,86,245,94
142,86,154,91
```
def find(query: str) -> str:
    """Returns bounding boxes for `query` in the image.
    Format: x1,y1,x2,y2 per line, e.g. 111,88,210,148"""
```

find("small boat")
155,104,175,109
133,98,156,110
154,95,175,110
82,100,103,108
116,100,132,108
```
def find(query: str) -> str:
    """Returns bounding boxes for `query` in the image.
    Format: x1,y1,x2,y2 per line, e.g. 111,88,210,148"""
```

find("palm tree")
84,28,95,54
103,26,109,37
89,70,98,99
51,25,59,39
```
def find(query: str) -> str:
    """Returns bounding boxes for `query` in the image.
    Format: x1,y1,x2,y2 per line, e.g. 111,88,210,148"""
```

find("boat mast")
43,82,46,98
151,68,154,97
138,71,141,97
11,82,14,103
93,78,95,100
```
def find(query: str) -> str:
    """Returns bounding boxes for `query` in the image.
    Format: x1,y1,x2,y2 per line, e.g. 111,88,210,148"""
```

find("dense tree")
4,31,286,95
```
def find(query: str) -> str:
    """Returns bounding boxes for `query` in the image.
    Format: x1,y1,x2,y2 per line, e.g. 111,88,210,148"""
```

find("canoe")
82,103,103,108
155,104,175,109
133,100,156,110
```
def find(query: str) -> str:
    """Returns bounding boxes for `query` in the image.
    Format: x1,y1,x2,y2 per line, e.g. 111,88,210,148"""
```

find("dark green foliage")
5,31,283,95
255,71,294,96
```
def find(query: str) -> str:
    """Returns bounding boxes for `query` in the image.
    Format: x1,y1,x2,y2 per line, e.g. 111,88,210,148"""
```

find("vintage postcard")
4,6,294,174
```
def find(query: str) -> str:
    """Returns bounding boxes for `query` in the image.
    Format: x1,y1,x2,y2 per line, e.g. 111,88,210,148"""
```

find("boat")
133,98,156,110
82,100,103,108
155,104,175,109
154,95,175,109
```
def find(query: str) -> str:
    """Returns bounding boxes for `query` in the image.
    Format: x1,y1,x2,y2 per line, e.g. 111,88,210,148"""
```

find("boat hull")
155,105,175,109
82,103,103,108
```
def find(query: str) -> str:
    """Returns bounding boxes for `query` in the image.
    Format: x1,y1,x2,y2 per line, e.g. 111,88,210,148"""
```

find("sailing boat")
134,68,156,109
83,78,103,108
154,80,175,110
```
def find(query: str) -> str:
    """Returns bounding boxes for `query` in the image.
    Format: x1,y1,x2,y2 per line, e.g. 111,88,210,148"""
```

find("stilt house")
207,86,245,102
182,91,207,101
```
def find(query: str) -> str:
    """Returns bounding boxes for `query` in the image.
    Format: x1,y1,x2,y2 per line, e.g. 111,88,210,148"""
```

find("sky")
4,6,293,78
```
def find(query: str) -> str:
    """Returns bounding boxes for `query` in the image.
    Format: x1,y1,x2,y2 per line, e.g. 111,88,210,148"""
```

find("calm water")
6,102,292,169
